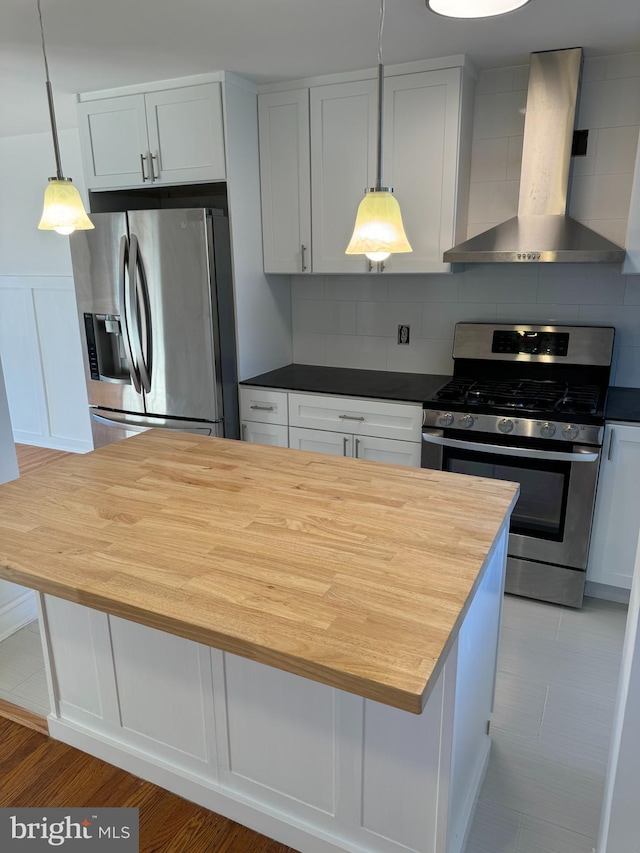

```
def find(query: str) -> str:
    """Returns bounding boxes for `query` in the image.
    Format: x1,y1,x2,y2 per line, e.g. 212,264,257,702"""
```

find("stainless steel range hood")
444,48,626,264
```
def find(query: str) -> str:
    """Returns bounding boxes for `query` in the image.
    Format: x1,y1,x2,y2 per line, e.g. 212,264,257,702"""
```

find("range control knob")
438,412,455,427
539,422,556,438
458,414,475,429
562,424,580,441
498,418,515,434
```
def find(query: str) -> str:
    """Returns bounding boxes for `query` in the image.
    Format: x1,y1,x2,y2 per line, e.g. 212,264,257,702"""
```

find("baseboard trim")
585,581,630,605
12,432,92,454
0,698,49,736
0,588,37,641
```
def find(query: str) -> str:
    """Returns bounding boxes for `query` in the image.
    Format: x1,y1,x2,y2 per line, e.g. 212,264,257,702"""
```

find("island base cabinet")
39,523,507,853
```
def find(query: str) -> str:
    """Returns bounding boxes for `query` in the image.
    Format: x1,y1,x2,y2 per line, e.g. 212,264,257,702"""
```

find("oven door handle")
421,431,599,463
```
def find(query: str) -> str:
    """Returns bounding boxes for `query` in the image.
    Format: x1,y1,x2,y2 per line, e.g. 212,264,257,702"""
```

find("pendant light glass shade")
345,189,412,262
38,178,94,235
427,0,530,18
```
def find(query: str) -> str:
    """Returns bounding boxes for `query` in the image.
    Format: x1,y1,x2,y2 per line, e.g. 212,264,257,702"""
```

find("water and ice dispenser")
83,312,131,384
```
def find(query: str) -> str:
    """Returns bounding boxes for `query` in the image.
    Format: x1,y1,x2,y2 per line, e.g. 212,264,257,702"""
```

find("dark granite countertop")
605,387,640,423
240,364,451,404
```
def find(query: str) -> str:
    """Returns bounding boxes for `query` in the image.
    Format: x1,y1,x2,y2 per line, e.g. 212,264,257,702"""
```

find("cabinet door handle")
379,261,385,273
339,414,365,422
367,259,373,273
355,438,360,458
343,436,349,456
607,428,616,461
241,423,247,439
301,244,307,272
140,153,149,182
150,152,159,181
250,404,275,411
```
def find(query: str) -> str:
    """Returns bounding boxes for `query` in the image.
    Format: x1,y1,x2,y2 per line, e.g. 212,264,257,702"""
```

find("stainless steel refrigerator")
69,208,239,448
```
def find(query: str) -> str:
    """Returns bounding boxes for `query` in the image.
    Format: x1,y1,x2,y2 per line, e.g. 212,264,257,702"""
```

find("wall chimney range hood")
444,48,626,264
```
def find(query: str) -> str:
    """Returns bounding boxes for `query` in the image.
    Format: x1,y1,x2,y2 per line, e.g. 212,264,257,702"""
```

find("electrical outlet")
398,325,410,345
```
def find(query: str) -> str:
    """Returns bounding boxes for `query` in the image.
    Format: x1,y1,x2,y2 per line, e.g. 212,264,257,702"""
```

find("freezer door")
89,409,224,448
127,209,222,422
69,213,145,414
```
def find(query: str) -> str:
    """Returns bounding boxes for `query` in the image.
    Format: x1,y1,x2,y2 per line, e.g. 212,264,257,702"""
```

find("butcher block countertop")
0,431,519,714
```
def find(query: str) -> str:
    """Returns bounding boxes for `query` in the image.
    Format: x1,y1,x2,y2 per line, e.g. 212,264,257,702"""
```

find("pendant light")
427,0,531,18
345,0,412,263
36,0,93,236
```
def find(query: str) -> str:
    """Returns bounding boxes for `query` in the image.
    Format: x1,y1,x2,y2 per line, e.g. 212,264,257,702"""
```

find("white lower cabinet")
587,422,640,592
289,426,421,466
242,421,288,447
239,386,289,447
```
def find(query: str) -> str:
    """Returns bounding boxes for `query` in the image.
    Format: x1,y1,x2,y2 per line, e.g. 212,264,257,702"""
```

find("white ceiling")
1,0,639,138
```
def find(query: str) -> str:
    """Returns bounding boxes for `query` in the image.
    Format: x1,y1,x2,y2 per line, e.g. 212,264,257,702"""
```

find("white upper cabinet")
310,79,378,274
257,60,474,275
78,83,226,190
258,90,311,274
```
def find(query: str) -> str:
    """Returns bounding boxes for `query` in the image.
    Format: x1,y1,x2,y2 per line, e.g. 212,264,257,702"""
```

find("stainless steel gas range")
421,323,615,608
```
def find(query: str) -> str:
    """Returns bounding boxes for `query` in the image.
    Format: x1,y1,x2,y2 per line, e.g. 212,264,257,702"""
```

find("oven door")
422,428,601,570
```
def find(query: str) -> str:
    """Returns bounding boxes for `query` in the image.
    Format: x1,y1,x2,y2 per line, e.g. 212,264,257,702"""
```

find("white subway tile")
506,136,523,181
325,335,388,370
512,65,530,92
476,67,515,95
604,52,640,80
292,299,356,335
470,137,509,183
466,221,501,239
356,301,422,337
612,346,640,387
292,333,327,365
594,126,640,174
537,264,627,305
624,278,640,305
473,90,527,140
324,275,388,302
291,276,326,300
386,337,454,374
457,264,539,304
569,173,633,221
578,304,640,346
583,219,629,247
581,56,606,84
422,302,497,339
386,274,459,303
495,303,581,324
467,181,519,224
578,78,640,129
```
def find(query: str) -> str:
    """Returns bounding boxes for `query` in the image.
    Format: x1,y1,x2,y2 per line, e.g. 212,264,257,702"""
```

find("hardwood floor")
0,717,296,853
14,443,72,475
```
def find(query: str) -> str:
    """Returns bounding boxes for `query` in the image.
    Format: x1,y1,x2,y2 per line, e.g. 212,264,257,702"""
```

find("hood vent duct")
444,48,626,264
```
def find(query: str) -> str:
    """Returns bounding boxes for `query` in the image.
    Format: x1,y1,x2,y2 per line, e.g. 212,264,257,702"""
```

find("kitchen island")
0,431,518,853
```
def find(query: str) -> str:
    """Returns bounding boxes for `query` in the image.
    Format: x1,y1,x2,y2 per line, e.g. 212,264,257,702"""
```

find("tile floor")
0,594,629,853
465,594,628,853
0,619,49,716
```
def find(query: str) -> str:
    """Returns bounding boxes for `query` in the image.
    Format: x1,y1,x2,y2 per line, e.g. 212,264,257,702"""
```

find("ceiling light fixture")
345,0,412,264
36,0,93,236
426,0,531,19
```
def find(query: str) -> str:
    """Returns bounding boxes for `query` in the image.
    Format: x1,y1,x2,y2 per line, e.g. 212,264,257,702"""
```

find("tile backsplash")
291,52,640,388
292,266,640,385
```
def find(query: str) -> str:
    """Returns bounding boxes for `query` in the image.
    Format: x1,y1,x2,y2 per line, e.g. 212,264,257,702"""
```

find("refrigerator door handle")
117,235,142,394
91,411,222,433
127,234,152,393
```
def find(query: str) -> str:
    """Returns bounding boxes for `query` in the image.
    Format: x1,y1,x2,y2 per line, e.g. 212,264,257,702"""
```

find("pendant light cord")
374,0,386,190
37,0,64,179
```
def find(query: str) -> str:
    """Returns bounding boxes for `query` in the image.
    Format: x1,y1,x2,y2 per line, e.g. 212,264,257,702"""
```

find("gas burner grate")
434,378,601,415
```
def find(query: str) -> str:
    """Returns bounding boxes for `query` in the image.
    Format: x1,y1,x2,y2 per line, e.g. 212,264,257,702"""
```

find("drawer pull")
339,414,365,422
250,404,275,411
343,437,349,456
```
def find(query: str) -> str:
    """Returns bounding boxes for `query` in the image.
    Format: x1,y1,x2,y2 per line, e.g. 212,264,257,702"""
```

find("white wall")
0,130,92,451
291,52,640,387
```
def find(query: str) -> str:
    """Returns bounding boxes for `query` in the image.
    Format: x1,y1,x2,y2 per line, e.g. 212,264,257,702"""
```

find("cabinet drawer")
239,387,288,425
242,422,289,448
288,393,422,441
